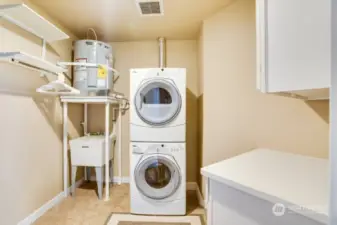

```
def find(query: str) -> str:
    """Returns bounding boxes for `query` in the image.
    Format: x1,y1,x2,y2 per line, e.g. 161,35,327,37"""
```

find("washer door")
134,154,181,200
134,78,181,126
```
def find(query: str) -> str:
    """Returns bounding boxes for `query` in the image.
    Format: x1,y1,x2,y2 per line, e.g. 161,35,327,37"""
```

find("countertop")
201,149,328,223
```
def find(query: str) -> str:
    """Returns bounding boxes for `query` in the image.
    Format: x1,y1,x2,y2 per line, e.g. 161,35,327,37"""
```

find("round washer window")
145,161,171,189
135,79,181,126
134,155,181,200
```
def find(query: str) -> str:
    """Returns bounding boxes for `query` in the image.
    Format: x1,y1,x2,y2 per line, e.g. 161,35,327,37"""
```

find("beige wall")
88,40,199,182
0,1,81,224
201,0,329,177
0,0,330,222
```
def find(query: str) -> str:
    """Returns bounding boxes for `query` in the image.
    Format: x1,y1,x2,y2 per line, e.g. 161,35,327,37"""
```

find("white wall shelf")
0,3,69,42
37,80,80,96
0,51,67,75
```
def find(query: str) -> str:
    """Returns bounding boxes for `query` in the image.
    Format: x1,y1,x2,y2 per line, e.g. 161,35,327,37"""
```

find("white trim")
207,189,213,225
17,192,65,225
196,183,205,208
205,177,209,209
89,176,130,183
17,179,83,225
186,182,198,191
187,182,205,208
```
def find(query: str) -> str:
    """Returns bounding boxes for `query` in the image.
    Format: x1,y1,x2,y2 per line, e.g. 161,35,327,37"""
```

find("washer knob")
133,146,143,154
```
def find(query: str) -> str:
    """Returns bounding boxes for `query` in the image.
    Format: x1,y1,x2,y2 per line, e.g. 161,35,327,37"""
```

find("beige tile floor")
34,182,204,225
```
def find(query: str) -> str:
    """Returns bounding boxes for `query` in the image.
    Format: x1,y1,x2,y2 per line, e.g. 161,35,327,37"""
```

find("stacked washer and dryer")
129,38,187,216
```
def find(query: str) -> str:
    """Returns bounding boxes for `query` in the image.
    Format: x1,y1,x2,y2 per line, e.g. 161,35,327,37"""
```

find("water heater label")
97,66,107,79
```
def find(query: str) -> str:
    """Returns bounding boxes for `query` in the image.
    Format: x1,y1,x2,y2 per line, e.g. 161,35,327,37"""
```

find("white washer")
130,68,186,142
130,142,186,215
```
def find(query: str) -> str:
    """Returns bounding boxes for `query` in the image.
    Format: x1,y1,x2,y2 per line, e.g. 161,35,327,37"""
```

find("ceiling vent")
136,0,164,16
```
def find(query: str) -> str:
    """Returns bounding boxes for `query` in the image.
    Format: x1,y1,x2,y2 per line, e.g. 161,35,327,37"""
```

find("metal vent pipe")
158,37,166,68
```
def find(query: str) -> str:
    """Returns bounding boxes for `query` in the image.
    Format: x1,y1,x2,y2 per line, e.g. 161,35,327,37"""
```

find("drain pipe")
158,37,166,68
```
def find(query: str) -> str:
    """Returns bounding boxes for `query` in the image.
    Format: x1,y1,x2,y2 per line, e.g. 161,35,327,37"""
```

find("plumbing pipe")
84,103,88,181
158,37,166,68
105,103,110,200
63,103,69,196
118,103,122,184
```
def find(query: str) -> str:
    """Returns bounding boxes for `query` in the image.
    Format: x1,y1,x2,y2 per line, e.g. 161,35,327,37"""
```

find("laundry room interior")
0,0,335,225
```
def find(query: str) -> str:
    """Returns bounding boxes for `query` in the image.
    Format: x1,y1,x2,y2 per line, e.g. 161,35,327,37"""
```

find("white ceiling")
30,0,234,41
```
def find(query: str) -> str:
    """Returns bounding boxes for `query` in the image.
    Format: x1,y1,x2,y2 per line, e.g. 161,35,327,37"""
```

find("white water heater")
74,40,114,95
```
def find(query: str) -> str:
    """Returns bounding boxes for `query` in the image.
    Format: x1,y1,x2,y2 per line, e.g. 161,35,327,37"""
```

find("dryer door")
134,154,181,200
134,78,182,126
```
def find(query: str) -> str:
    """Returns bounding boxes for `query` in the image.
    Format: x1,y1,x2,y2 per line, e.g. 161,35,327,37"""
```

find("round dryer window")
134,155,181,200
134,78,182,125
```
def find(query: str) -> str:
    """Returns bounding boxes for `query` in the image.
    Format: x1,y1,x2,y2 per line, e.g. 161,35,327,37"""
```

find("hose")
86,28,98,41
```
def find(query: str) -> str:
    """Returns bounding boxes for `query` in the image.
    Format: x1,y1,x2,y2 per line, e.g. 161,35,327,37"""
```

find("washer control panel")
170,146,182,153
132,145,143,154
132,144,184,154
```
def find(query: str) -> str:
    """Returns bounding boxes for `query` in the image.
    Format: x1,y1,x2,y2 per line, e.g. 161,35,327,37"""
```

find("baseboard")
17,192,65,225
89,175,130,183
196,185,205,208
187,182,205,208
17,178,84,225
186,182,198,191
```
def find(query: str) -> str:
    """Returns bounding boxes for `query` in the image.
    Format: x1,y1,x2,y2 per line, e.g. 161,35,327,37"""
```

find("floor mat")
106,214,204,225
118,222,190,225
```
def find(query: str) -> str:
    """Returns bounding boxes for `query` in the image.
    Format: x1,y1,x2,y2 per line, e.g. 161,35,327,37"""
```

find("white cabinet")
204,179,325,225
256,0,331,99
201,149,328,225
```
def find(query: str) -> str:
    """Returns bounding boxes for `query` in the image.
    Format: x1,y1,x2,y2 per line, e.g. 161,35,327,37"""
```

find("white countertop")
201,149,328,223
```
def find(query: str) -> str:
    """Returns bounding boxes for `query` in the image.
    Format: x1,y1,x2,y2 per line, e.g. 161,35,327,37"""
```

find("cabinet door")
256,0,331,93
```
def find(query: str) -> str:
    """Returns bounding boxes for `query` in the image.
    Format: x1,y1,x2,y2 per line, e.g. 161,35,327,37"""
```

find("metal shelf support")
61,96,125,201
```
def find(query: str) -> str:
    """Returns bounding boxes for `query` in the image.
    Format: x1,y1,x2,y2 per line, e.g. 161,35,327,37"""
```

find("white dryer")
130,142,186,215
130,68,186,142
